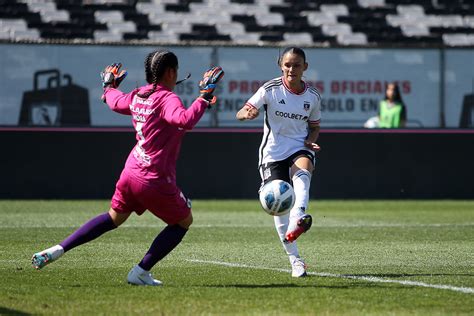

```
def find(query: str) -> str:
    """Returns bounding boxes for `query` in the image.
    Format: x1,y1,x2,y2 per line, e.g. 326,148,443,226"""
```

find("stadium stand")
0,0,473,46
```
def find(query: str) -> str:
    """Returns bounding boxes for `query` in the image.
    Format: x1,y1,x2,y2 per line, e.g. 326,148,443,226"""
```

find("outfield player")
236,47,321,277
31,50,224,286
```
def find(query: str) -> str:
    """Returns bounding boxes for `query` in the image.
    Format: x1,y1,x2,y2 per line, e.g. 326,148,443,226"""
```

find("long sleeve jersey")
103,83,208,184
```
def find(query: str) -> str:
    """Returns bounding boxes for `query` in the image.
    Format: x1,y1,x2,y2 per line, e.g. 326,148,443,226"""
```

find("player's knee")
187,214,193,227
293,155,315,173
108,208,131,227
178,213,193,229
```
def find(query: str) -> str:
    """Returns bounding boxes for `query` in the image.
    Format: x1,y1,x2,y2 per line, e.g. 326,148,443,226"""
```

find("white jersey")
246,77,321,166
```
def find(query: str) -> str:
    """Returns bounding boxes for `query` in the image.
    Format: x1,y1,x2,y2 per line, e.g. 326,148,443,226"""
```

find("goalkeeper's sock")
60,212,117,252
138,225,188,271
291,169,312,217
274,214,299,257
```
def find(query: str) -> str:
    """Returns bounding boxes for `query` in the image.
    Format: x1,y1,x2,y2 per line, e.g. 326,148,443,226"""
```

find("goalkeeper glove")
100,63,127,89
199,66,224,105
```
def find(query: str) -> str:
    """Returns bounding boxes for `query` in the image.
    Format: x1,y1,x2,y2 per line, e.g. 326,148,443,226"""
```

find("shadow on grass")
0,306,32,316
199,283,425,290
200,279,395,289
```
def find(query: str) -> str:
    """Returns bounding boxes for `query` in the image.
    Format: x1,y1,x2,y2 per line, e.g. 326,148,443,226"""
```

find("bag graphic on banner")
19,69,90,126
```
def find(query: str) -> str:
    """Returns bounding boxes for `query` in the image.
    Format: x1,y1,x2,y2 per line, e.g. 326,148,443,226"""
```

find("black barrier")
0,129,473,199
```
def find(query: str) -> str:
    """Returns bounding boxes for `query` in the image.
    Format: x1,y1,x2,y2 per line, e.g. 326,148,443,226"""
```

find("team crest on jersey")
303,101,310,111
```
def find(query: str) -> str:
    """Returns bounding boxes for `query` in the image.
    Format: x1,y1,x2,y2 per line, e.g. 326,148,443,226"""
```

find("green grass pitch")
0,200,473,315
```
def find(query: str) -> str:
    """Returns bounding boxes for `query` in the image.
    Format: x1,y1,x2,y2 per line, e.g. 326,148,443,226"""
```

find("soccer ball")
364,116,379,128
259,180,295,216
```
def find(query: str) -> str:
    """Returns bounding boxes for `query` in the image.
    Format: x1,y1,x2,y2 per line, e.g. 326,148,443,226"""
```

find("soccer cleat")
291,257,307,278
32,252,52,270
127,265,163,286
31,245,64,270
285,214,312,243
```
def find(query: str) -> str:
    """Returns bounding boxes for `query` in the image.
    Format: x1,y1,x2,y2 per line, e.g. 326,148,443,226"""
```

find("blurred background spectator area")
1,0,474,47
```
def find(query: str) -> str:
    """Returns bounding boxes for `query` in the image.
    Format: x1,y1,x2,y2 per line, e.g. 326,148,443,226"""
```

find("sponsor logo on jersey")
304,101,310,111
279,99,286,104
275,110,308,121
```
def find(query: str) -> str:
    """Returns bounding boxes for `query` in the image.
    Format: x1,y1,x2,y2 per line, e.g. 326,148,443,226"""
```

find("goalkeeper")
31,50,224,286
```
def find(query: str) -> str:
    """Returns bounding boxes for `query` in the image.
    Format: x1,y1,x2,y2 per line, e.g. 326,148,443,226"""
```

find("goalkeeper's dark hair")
277,47,306,66
138,50,178,98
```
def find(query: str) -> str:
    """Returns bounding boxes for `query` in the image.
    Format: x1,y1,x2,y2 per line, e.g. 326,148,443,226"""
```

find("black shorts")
259,150,315,185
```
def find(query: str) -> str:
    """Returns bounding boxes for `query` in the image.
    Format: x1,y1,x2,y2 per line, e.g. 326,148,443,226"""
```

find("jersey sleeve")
102,88,138,115
246,86,267,110
161,94,208,130
308,93,321,125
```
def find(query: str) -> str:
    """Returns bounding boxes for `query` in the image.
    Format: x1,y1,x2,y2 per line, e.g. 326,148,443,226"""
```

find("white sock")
44,245,64,261
290,169,312,219
274,214,299,257
134,264,147,274
289,255,300,264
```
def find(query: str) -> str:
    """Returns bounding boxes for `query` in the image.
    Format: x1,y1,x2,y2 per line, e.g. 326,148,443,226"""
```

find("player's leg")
285,153,314,243
128,213,191,287
32,170,136,270
273,214,307,277
31,209,129,270
128,184,191,286
60,209,128,251
137,212,191,271
260,161,306,276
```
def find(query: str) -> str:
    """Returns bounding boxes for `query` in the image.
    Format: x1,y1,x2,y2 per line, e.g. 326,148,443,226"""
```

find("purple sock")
60,212,117,252
139,225,188,271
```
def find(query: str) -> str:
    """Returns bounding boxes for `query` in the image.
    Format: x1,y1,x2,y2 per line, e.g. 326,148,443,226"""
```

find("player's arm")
237,86,266,121
162,67,225,130
305,93,322,151
100,63,132,115
102,89,137,115
236,103,259,121
304,122,321,152
162,94,209,130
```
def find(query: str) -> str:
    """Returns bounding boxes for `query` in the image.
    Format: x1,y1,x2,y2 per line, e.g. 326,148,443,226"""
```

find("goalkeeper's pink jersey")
103,84,208,184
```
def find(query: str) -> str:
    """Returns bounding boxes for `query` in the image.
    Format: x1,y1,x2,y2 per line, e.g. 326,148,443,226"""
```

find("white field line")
188,259,474,294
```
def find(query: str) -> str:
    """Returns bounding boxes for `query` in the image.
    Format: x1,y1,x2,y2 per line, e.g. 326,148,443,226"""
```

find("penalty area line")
187,259,474,294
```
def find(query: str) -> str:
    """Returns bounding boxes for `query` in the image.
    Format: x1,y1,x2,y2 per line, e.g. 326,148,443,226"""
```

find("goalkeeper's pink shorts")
111,170,191,225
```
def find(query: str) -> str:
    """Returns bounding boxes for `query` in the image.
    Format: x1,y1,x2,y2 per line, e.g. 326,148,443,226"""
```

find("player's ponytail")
138,50,178,99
